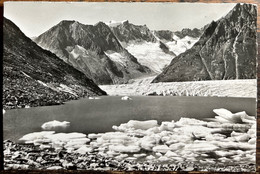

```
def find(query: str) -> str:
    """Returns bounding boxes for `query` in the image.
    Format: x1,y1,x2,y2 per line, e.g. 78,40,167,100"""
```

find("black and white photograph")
3,2,257,172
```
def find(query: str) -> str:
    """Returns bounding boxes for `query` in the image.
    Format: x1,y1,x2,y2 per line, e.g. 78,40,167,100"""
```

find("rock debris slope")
153,3,257,82
34,20,151,85
3,18,106,109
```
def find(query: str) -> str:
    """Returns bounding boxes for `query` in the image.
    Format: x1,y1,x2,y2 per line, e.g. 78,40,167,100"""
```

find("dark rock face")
3,18,106,109
159,41,176,57
154,30,175,42
109,20,157,44
153,3,257,83
34,20,151,85
174,28,202,39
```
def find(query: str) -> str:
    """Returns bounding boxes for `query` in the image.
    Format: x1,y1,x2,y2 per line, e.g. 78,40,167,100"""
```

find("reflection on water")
4,96,256,142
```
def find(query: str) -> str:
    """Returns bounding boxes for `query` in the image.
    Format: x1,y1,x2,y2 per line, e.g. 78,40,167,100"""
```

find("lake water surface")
4,96,256,142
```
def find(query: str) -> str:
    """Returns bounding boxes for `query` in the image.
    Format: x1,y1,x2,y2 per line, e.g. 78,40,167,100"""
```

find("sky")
4,2,236,37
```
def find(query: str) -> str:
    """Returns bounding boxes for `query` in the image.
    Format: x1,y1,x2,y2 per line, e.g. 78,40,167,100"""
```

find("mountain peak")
94,21,108,27
109,20,157,44
153,3,256,83
122,20,129,25
174,28,202,39
58,20,76,26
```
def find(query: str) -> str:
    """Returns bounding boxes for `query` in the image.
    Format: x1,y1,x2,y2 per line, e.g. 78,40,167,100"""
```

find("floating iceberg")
152,145,170,153
175,117,208,127
212,108,255,124
113,120,158,132
75,145,93,154
41,120,70,130
128,120,158,130
109,145,141,153
15,107,256,170
88,97,101,100
19,131,55,142
184,143,219,152
121,96,132,100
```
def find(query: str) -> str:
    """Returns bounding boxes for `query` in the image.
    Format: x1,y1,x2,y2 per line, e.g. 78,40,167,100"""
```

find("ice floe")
109,145,140,153
19,131,55,142
212,108,256,124
41,120,70,130
15,108,256,170
113,120,158,131
88,96,101,100
75,145,93,154
153,145,170,153
121,96,132,100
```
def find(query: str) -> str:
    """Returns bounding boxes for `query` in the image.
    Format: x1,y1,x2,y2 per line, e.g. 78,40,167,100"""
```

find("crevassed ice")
126,42,174,73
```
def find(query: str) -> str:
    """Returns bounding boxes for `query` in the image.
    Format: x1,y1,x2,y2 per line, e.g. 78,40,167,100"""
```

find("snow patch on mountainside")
106,20,128,27
122,34,199,73
68,45,88,59
105,51,127,67
167,35,199,56
126,42,174,73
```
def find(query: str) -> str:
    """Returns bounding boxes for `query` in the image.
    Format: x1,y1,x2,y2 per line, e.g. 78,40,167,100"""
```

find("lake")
3,96,256,142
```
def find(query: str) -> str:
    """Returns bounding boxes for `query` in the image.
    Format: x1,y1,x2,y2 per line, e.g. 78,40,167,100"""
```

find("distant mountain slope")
154,29,201,56
3,18,106,109
174,28,202,39
109,20,157,45
153,3,257,83
109,21,194,73
34,20,151,85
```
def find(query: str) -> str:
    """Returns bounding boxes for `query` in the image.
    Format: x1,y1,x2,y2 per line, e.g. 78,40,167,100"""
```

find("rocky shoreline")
3,109,256,172
3,140,255,172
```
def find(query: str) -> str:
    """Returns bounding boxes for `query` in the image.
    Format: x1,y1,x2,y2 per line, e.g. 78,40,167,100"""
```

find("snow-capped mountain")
34,19,203,82
109,20,201,73
34,20,151,85
154,30,201,56
153,3,257,83
109,20,170,73
124,41,175,73
3,17,106,109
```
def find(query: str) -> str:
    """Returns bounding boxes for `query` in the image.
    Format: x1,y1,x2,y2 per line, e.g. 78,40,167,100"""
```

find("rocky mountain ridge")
174,28,202,39
153,3,257,83
34,20,151,85
109,20,157,45
34,19,203,80
3,17,106,109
